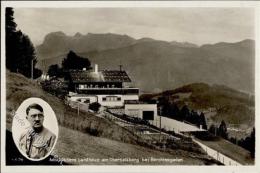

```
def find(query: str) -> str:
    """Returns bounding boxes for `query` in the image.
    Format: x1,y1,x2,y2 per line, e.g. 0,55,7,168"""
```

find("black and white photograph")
1,1,259,173
12,97,58,161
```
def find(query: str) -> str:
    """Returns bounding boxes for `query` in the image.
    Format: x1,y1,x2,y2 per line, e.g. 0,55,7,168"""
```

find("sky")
13,8,255,46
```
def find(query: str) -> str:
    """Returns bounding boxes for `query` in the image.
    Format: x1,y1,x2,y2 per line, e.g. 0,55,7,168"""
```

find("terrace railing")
76,88,139,95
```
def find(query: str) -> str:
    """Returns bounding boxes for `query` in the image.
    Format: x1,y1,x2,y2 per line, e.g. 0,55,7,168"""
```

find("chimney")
94,64,98,73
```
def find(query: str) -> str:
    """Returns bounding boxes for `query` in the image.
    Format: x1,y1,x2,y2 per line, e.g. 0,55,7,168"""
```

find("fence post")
77,102,80,116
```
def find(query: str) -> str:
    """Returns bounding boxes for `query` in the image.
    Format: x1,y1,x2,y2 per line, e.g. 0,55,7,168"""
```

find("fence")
193,139,241,165
150,116,205,133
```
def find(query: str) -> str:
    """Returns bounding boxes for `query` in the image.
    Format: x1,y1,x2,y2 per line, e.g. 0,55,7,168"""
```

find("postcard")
1,1,259,173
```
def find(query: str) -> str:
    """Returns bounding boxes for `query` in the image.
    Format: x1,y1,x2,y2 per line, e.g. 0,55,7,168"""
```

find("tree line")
208,121,255,158
6,7,42,79
41,51,92,99
237,128,255,158
47,50,91,78
145,96,255,158
6,8,91,79
156,96,207,130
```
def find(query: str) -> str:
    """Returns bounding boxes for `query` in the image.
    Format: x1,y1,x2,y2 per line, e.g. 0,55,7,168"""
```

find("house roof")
69,70,131,83
102,70,131,82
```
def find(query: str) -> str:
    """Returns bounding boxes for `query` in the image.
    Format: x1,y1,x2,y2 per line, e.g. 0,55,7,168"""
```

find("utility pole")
74,102,80,128
31,59,34,80
215,125,217,136
159,106,162,142
77,102,80,116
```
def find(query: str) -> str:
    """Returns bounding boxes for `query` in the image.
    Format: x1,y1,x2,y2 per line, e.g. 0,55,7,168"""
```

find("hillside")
201,39,254,63
36,32,254,93
6,71,141,145
5,71,218,165
140,83,255,137
55,126,209,165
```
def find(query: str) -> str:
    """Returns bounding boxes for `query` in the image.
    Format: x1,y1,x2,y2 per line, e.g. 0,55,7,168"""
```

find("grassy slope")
56,126,207,165
141,83,255,164
6,71,142,144
195,138,254,165
6,71,215,165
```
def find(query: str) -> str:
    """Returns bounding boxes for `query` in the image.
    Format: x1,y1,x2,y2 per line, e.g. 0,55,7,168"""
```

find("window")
84,99,90,103
143,111,154,120
108,97,113,101
104,96,121,102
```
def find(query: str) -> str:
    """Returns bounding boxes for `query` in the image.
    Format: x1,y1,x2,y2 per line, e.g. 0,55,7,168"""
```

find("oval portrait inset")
12,97,59,161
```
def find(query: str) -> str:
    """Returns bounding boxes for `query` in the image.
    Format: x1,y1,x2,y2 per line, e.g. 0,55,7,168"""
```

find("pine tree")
199,112,207,130
62,50,91,71
250,127,255,158
6,7,16,34
179,105,190,121
169,103,180,120
18,34,37,78
209,124,217,136
218,120,228,139
6,7,19,72
48,64,62,77
5,7,42,78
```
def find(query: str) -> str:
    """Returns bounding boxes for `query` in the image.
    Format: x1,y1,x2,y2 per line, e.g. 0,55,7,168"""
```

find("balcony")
76,87,139,95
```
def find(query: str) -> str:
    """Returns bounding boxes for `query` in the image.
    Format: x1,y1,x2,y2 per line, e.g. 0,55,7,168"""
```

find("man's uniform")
19,127,56,159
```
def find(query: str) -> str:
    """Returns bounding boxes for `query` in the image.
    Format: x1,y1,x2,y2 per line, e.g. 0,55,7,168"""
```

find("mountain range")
36,32,254,93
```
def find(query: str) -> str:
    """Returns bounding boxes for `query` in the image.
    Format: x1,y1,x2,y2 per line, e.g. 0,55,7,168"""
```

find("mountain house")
67,64,139,107
66,64,158,121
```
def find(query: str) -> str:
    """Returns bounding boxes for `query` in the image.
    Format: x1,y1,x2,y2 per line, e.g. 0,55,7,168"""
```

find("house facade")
67,64,139,107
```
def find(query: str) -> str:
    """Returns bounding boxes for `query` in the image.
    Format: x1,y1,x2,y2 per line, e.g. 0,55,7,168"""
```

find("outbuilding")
124,101,158,122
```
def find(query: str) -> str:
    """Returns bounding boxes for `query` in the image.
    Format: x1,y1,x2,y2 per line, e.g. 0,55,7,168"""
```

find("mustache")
34,120,42,124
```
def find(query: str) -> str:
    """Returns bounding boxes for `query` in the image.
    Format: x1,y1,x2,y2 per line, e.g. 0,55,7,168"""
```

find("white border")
1,1,260,8
1,1,260,173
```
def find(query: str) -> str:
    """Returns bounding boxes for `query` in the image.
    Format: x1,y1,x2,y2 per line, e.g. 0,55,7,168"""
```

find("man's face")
27,108,44,128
